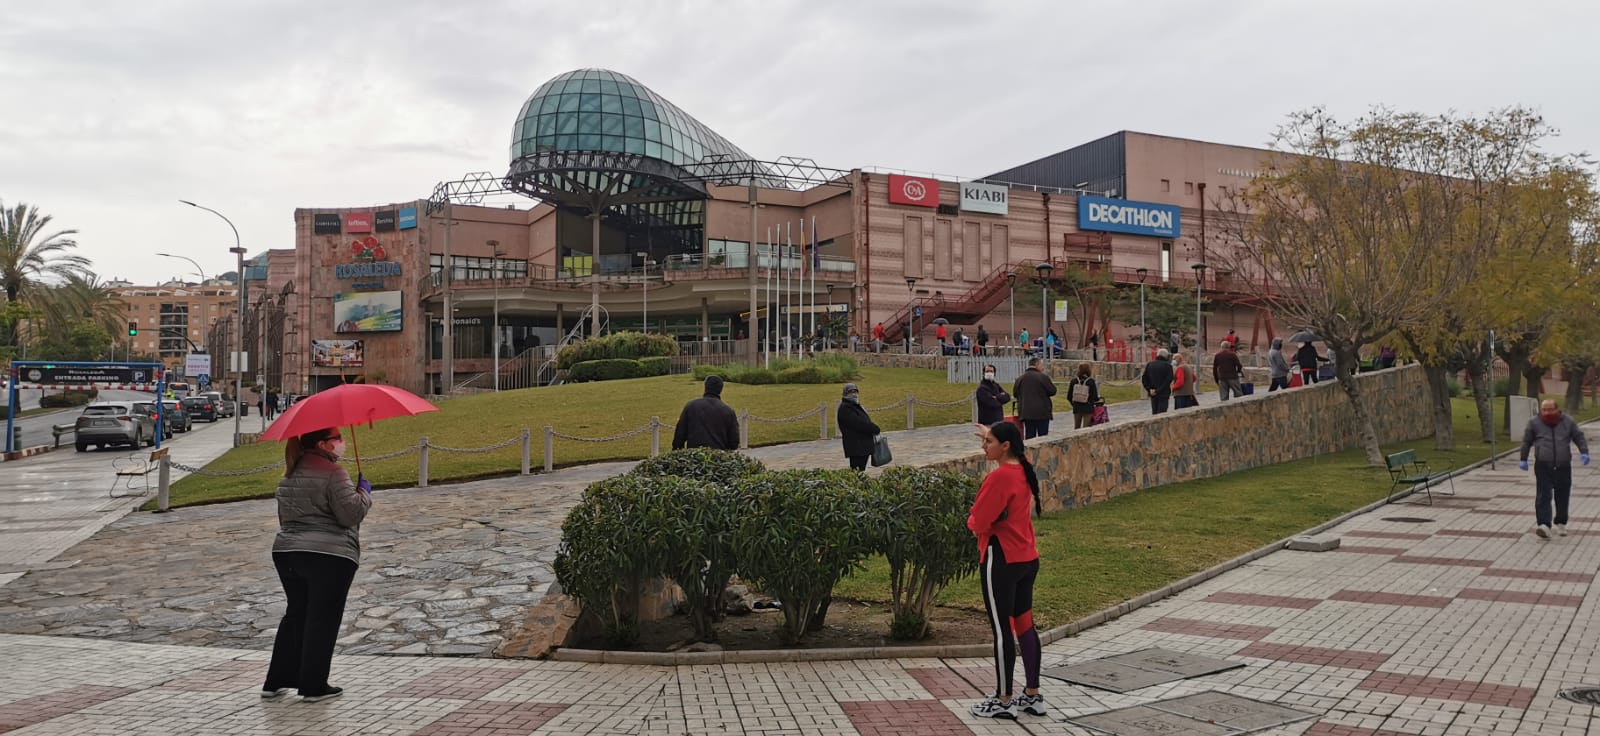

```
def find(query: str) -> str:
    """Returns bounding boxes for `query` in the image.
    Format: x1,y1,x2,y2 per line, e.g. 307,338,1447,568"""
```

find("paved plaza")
3,399,1599,733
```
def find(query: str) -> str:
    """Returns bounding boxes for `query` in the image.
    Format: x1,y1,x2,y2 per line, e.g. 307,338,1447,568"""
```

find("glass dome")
510,69,761,167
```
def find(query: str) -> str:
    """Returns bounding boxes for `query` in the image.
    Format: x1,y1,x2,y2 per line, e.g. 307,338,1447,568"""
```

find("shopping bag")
1288,373,1303,388
1091,403,1109,426
871,435,893,467
1239,382,1255,396
1004,402,1025,434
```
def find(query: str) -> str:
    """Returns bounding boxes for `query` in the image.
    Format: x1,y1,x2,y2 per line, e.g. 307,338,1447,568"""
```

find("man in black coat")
836,383,881,471
974,364,1011,425
1012,357,1057,439
1142,348,1175,415
672,375,740,451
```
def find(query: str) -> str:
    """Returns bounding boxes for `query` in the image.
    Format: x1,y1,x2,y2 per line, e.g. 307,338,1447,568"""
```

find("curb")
549,440,1517,665
0,444,57,462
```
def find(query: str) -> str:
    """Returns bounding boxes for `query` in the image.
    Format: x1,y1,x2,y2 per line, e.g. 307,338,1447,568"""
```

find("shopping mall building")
261,68,1293,396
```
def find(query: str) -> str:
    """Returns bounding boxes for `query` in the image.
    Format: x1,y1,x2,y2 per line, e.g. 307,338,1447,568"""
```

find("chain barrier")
864,399,910,411
345,446,421,462
914,396,973,408
430,434,524,454
550,424,656,443
748,407,823,424
170,459,285,477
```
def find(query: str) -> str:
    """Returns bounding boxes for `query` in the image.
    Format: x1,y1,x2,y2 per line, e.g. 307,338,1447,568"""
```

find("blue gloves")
357,474,372,493
1584,454,1591,466
1519,461,1529,472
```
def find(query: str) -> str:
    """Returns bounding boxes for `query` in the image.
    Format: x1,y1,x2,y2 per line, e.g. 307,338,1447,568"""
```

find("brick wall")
922,365,1431,511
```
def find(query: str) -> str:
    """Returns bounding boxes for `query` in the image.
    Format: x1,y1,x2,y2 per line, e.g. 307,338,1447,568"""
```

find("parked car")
165,381,194,400
202,391,234,418
181,395,218,422
159,399,192,435
74,401,159,451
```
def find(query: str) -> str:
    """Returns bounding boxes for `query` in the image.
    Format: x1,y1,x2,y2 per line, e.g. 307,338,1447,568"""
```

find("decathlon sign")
959,181,1008,215
1077,195,1181,238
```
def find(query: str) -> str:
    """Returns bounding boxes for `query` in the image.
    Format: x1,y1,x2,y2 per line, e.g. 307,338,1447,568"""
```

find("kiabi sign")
959,181,1008,215
1077,195,1181,238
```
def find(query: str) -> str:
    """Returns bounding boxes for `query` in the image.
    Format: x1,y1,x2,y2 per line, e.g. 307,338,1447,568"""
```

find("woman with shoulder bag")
1068,363,1099,429
836,383,881,472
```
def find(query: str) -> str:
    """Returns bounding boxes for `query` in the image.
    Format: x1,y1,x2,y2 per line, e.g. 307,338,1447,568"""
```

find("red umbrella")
260,383,438,476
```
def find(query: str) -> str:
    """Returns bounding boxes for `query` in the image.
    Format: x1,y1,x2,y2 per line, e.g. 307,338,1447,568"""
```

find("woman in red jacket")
966,420,1045,719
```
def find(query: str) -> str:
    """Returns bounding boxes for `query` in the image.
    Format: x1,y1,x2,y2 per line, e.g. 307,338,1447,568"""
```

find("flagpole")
799,217,808,359
810,214,818,353
764,227,773,369
784,222,793,360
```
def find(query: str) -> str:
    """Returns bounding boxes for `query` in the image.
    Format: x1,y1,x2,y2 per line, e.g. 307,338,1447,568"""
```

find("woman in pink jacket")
966,420,1045,719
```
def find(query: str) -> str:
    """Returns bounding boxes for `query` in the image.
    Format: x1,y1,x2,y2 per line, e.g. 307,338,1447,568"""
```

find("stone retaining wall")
852,352,1272,385
924,365,1431,511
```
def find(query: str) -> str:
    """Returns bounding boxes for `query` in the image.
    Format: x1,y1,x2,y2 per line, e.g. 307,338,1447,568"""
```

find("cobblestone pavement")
0,397,1162,656
1,461,1596,734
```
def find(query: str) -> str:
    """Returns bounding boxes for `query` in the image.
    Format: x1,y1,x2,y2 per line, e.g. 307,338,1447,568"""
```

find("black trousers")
979,537,1039,698
1533,463,1573,528
1268,376,1291,392
265,551,358,694
848,455,870,472
1149,392,1170,415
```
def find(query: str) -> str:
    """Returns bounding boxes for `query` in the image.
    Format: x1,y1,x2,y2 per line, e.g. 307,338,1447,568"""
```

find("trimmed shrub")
553,475,665,645
638,356,671,377
709,356,854,385
691,364,730,381
735,366,778,385
731,469,877,644
776,364,830,384
567,358,643,382
556,331,677,369
871,467,981,640
630,447,767,486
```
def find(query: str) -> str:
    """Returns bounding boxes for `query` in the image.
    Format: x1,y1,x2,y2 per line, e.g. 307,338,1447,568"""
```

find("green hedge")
557,331,678,370
568,358,643,382
638,356,671,377
554,458,978,646
691,354,858,385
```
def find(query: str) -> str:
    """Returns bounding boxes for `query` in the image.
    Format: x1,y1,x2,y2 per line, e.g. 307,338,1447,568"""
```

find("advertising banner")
1054,299,1069,322
959,181,1009,215
312,339,365,367
184,353,211,377
398,207,418,229
334,291,403,333
344,212,373,233
17,364,151,385
888,174,939,208
374,210,397,232
312,213,341,235
1077,195,1181,238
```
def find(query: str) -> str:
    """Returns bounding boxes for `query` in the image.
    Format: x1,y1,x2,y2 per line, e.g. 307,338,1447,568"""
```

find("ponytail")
1013,447,1043,517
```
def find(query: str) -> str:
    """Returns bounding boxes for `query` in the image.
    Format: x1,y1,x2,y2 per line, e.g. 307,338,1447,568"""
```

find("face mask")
1542,413,1561,426
328,440,346,457
983,372,996,381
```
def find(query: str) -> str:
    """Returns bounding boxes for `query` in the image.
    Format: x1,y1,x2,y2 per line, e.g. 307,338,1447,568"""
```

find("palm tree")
1,201,90,343
37,274,125,346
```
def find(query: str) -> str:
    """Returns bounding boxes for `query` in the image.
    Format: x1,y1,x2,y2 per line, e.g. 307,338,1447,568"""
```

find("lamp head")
1006,272,1017,285
1035,262,1054,278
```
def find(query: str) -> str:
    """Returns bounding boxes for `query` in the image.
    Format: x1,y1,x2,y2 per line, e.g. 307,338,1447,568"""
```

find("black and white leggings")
979,536,1042,698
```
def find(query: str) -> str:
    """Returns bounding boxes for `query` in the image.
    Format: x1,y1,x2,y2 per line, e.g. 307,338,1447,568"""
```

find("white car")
201,391,235,418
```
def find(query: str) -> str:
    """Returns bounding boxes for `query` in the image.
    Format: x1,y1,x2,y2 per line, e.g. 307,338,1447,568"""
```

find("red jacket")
967,463,1039,564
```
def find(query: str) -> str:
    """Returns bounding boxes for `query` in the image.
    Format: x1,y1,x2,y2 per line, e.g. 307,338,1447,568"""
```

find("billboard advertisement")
1077,195,1182,238
888,174,939,208
398,207,418,229
312,339,365,367
334,291,403,333
959,181,1008,215
374,210,397,232
312,213,341,234
344,212,373,233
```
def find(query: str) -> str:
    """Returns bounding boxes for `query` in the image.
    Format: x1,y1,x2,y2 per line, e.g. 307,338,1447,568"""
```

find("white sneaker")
1013,692,1048,716
1556,524,1568,537
971,696,1018,719
1536,525,1551,539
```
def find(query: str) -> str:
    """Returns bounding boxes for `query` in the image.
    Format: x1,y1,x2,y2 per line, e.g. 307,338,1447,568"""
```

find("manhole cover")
1557,687,1600,706
1380,517,1434,523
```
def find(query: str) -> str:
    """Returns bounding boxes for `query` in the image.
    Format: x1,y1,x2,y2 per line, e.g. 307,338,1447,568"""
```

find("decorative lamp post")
1006,272,1017,352
156,252,210,359
905,277,918,355
1035,262,1054,363
1136,267,1149,362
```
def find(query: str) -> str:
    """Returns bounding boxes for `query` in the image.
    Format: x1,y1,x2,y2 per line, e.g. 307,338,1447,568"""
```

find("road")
3,390,186,452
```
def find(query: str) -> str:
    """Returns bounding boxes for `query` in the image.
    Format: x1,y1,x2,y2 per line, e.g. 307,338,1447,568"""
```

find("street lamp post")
904,277,918,355
1006,272,1017,352
489,240,503,392
180,199,247,447
1192,263,1208,360
825,283,836,350
1035,262,1054,364
155,252,210,359
1136,267,1149,363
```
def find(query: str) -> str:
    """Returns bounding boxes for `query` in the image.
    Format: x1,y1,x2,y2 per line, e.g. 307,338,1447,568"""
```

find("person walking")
265,388,280,420
1018,328,1031,353
263,427,371,703
1012,357,1057,439
967,420,1045,720
1169,330,1181,355
1295,341,1324,385
935,322,949,347
1067,363,1100,429
1171,353,1199,409
1519,400,1590,539
1213,340,1244,400
671,375,740,451
1089,330,1100,361
975,364,1011,426
836,383,881,472
976,324,990,356
1044,329,1059,358
1142,348,1175,415
1267,339,1292,391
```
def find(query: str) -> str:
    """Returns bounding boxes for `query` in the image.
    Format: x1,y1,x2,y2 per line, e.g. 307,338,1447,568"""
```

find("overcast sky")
3,0,1596,285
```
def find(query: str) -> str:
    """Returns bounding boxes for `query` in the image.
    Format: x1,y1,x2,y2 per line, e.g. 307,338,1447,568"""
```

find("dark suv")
182,395,219,422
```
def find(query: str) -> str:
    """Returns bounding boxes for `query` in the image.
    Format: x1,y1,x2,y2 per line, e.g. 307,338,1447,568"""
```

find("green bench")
1385,449,1455,505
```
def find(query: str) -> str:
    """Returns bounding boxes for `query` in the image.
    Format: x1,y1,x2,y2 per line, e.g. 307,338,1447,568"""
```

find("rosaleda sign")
1077,195,1181,238
336,262,403,278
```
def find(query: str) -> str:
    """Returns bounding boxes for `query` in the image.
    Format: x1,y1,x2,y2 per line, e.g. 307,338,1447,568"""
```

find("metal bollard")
418,437,430,488
971,395,979,423
156,453,171,513
650,417,661,457
907,393,916,430
544,426,554,472
520,428,531,475
819,402,828,439
739,409,750,450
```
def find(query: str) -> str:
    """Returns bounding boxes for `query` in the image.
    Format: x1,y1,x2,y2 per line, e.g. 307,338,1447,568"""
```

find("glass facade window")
429,255,529,282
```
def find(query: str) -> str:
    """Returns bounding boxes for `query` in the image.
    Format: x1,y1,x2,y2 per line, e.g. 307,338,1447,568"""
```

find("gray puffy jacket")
272,451,370,564
1520,416,1590,466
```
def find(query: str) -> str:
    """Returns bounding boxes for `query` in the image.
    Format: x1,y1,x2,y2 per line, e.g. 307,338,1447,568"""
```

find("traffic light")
127,321,138,337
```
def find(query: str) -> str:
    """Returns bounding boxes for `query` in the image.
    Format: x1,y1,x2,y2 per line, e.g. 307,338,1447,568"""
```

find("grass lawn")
833,396,1600,628
158,367,1145,508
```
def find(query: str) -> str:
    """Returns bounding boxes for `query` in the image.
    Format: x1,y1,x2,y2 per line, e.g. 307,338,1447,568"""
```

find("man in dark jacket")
1212,341,1244,400
1142,348,1175,415
836,383,881,471
1012,357,1057,439
1294,341,1324,384
672,376,740,451
974,364,1011,425
1519,400,1590,539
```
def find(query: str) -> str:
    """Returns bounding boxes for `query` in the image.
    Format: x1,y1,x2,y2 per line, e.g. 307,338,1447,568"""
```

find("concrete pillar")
555,303,564,339
700,298,710,342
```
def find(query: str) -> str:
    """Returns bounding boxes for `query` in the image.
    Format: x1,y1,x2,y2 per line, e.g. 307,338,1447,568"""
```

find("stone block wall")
851,352,1271,385
924,365,1432,511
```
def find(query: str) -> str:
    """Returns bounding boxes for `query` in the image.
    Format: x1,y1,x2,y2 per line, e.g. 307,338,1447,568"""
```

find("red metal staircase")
880,260,1070,344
